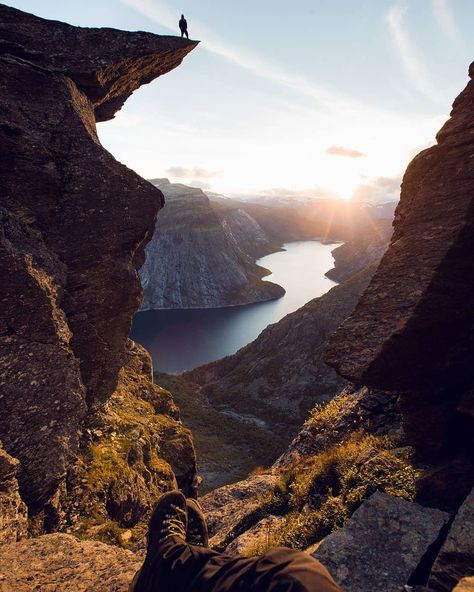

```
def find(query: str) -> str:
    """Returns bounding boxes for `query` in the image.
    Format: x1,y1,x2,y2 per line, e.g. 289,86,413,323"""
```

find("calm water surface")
131,241,338,373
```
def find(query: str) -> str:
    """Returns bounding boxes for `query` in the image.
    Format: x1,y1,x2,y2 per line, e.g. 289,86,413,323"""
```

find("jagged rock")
0,533,141,591
274,386,401,469
140,180,284,309
324,63,474,459
454,578,474,591
313,492,450,592
429,487,474,591
0,444,27,544
200,474,277,551
225,515,285,555
186,266,376,432
0,4,197,522
64,341,197,542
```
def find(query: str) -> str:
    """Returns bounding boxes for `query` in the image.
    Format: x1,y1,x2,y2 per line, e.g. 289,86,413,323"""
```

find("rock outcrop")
140,179,284,309
273,386,401,469
0,4,197,528
63,341,197,544
429,487,474,592
200,473,277,551
0,533,141,592
324,63,474,461
313,492,450,592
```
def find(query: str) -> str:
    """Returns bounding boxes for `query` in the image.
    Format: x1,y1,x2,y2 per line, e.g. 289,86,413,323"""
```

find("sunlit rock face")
325,63,474,457
0,4,197,520
140,179,285,309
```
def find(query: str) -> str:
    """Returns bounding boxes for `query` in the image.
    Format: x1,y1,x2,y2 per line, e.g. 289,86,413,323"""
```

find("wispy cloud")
431,0,466,49
167,166,222,179
386,3,442,103
120,0,356,112
326,146,366,159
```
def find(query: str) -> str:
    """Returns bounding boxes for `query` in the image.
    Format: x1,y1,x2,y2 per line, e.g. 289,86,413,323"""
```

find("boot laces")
158,504,187,542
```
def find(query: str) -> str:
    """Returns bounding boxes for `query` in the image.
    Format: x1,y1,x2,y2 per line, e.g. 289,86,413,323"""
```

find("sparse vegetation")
68,362,194,548
252,430,418,554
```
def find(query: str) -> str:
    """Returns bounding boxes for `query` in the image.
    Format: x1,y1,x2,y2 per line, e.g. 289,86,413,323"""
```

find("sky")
6,1,474,200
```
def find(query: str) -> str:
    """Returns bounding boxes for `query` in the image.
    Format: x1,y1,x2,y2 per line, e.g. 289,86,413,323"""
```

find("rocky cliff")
324,63,474,463
199,63,474,591
0,3,197,535
140,179,285,309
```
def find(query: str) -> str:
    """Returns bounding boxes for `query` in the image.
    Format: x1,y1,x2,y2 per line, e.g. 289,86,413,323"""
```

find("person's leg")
185,30,189,38
133,537,341,592
131,491,341,592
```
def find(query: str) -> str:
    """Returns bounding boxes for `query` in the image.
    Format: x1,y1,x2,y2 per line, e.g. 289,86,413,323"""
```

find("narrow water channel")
131,240,338,373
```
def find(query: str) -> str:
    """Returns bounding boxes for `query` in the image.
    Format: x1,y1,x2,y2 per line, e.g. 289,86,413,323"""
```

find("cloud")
258,186,340,200
326,146,366,159
432,0,466,49
386,3,442,103
352,176,402,203
120,0,357,112
166,166,222,179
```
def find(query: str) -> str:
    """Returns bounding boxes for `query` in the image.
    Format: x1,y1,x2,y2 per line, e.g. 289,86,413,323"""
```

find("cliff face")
140,179,285,309
324,62,474,460
0,4,197,528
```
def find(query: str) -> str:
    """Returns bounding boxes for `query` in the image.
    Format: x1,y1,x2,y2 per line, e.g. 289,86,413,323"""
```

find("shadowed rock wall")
0,4,197,518
325,62,474,459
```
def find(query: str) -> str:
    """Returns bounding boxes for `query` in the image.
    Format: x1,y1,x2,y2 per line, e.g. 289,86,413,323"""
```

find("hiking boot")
186,498,209,547
130,491,188,591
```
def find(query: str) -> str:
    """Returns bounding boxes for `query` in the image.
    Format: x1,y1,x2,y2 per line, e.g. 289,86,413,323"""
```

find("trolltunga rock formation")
0,3,197,521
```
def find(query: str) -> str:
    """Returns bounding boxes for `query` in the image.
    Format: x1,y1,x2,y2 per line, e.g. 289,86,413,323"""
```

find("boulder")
200,473,277,551
313,492,450,592
0,533,141,591
429,487,474,591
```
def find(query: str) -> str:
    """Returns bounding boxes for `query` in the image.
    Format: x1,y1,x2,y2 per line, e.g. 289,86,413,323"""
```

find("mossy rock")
62,343,197,547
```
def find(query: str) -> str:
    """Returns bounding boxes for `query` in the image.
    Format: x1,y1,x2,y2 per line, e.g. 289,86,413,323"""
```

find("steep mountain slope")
0,4,197,538
140,179,284,309
325,218,393,282
185,265,376,433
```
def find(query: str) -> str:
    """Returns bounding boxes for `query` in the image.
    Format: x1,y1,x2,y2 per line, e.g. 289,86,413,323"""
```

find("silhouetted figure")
179,14,188,38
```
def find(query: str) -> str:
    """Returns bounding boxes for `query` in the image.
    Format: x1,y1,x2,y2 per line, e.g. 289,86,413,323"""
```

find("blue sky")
6,1,474,199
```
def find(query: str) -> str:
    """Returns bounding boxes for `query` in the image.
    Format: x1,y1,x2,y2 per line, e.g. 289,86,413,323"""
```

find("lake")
131,240,338,373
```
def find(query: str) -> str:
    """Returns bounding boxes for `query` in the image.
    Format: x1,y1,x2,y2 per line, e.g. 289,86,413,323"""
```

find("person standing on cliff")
179,14,188,38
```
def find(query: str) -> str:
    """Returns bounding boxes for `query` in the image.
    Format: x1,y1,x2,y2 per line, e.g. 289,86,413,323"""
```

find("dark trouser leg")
134,536,341,592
